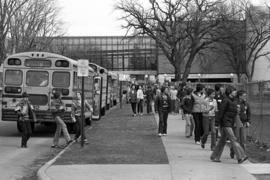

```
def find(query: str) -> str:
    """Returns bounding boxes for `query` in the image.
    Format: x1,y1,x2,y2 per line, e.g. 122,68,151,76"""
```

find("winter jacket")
214,92,224,111
217,96,238,127
129,90,137,103
182,96,193,114
156,93,171,112
203,98,217,117
192,92,207,113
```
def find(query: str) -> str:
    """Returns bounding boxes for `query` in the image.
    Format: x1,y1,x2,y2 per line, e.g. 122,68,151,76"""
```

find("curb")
37,141,75,180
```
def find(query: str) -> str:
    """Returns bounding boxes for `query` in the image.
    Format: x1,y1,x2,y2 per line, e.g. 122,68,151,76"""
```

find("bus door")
92,76,102,120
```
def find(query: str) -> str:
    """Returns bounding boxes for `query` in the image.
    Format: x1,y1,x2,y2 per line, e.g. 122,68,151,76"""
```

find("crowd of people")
126,82,251,164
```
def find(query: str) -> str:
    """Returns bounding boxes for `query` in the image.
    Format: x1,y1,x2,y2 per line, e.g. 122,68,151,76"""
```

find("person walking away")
214,84,225,138
181,88,194,138
210,86,248,164
145,86,154,114
192,84,207,145
230,90,251,158
137,85,144,115
15,92,36,148
51,92,72,148
170,86,178,114
156,86,171,136
129,84,137,116
73,92,92,143
201,89,218,150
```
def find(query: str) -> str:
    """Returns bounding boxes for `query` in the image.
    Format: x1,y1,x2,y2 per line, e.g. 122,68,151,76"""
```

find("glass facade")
45,36,158,72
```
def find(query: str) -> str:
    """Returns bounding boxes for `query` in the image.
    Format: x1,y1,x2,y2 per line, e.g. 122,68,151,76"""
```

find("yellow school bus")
2,52,94,132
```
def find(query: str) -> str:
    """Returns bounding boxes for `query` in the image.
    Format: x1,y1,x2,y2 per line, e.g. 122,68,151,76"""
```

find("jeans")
171,99,176,113
201,116,216,149
19,121,32,147
184,114,194,137
192,112,204,142
211,127,246,161
131,102,137,114
158,111,169,134
74,116,86,140
137,99,143,114
151,101,155,113
146,100,152,113
53,116,71,146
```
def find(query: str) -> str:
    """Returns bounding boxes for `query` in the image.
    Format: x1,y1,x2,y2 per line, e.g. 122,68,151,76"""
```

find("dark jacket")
145,89,154,101
236,99,251,124
129,90,137,103
182,96,193,114
214,92,224,111
217,96,238,127
156,93,171,112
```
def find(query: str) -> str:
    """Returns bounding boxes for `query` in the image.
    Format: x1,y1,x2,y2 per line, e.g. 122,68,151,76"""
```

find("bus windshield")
26,71,49,87
53,72,70,87
5,70,22,85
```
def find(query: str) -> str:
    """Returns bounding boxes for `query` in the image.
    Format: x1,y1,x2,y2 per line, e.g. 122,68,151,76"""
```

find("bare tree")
9,0,64,53
217,0,270,81
0,0,30,61
116,0,225,82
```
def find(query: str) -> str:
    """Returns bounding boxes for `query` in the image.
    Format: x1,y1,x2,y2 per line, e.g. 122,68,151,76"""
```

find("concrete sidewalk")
43,111,258,180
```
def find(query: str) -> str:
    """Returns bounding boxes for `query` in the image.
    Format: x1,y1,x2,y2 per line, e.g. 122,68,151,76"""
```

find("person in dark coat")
129,84,137,116
210,86,248,164
145,86,154,114
15,92,36,148
182,87,194,137
156,86,171,136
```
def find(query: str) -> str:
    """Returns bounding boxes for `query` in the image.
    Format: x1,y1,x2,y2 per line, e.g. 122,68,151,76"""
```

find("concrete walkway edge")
37,141,75,180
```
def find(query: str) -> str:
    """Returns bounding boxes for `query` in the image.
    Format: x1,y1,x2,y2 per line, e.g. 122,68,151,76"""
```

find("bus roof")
6,51,78,65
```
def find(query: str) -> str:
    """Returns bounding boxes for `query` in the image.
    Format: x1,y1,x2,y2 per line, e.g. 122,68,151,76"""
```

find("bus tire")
101,107,105,116
17,121,22,133
85,118,92,126
67,123,75,134
30,122,35,133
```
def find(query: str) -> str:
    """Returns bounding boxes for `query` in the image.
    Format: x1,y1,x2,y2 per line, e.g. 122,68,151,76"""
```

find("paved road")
0,120,61,180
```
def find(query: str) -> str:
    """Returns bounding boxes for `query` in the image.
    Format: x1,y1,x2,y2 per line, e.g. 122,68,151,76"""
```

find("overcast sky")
57,0,267,36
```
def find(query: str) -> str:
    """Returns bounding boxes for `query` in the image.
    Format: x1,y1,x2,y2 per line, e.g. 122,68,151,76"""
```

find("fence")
245,81,270,148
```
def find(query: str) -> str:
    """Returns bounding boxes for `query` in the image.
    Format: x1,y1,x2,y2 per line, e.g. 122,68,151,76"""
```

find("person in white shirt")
137,85,144,115
201,88,218,150
170,86,178,113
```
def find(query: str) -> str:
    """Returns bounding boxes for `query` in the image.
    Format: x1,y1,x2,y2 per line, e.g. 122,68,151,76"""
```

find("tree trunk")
174,58,182,81
182,54,196,82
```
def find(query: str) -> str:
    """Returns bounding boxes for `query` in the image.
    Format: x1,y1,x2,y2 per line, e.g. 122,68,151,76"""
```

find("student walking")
145,86,154,114
129,84,137,116
137,85,144,115
15,92,36,148
201,89,218,150
210,86,248,164
170,86,178,113
181,88,194,138
156,86,171,136
192,84,207,145
230,90,251,158
73,92,92,143
51,92,72,148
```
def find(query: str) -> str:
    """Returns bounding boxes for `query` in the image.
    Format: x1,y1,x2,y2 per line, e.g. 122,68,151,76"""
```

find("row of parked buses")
1,52,120,132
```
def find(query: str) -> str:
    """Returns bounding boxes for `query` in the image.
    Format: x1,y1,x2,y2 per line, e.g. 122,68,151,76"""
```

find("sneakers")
162,133,167,136
201,143,205,149
210,157,221,163
158,133,162,137
238,156,248,164
195,141,201,145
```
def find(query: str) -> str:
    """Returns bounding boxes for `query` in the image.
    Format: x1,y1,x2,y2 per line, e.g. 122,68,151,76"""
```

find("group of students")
180,83,250,164
15,91,91,148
